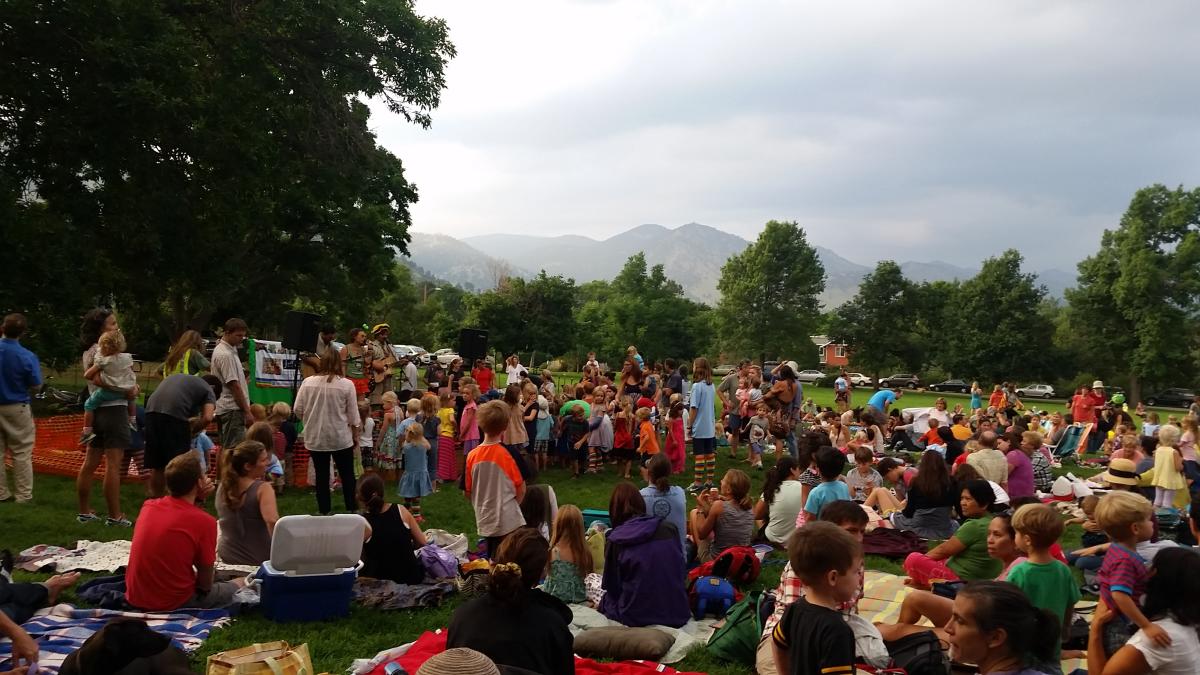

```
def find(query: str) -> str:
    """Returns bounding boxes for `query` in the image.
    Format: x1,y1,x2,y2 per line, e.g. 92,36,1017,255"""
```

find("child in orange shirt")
637,407,660,464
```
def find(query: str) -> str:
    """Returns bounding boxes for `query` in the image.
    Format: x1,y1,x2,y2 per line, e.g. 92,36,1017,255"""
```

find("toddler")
533,393,552,472
377,391,402,481
564,404,591,479
419,394,441,490
398,423,432,521
358,401,374,474
1150,425,1185,508
542,505,593,605
803,447,850,522
747,405,769,470
1095,491,1163,655
844,446,882,502
664,401,686,474
586,400,613,474
636,406,660,465
79,330,137,444
1142,412,1161,438
189,417,213,474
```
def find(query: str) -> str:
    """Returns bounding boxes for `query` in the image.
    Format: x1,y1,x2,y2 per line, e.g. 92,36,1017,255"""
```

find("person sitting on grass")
801,447,850,523
754,455,804,547
844,446,882,502
902,479,999,589
1004,503,1080,671
125,453,247,612
447,527,574,675
756,501,868,675
882,449,960,540
770,521,861,675
215,439,279,567
689,469,755,563
945,581,1061,675
0,561,79,625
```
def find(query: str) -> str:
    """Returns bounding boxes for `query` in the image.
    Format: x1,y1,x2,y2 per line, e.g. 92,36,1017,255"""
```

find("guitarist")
300,324,338,377
367,324,396,409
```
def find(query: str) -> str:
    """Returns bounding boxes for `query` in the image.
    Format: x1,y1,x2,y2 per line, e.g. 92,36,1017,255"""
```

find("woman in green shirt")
902,479,999,588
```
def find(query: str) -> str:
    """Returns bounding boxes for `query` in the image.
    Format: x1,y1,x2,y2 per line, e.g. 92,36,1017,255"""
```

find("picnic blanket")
16,541,130,573
352,578,456,610
567,604,717,664
352,630,707,675
0,603,231,674
857,571,1088,673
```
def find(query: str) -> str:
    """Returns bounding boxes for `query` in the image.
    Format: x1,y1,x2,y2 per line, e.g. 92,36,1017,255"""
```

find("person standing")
0,314,41,503
367,324,393,409
293,350,361,514
76,308,136,527
717,360,747,459
211,318,253,450
399,354,420,403
833,370,850,413
160,330,210,377
144,373,219,497
688,358,717,492
503,354,526,388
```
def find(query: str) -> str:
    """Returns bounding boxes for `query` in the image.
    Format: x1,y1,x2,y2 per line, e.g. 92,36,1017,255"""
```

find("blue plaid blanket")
0,603,231,673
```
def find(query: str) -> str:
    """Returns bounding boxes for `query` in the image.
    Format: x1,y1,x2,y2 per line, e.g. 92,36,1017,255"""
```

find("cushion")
572,626,674,661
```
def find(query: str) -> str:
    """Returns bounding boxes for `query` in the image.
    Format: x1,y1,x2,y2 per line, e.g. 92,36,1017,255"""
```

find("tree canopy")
829,261,923,379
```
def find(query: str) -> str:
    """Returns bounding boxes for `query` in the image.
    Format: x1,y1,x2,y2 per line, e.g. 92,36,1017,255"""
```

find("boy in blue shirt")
804,447,850,522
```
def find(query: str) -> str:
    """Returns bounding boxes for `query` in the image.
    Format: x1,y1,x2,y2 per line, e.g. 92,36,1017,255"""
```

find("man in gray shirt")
144,373,220,496
399,355,420,402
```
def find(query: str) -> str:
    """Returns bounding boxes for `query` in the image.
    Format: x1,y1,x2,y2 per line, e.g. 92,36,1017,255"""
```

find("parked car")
762,360,781,374
795,369,826,385
412,347,432,365
1145,388,1197,408
1015,383,1055,399
878,374,921,389
391,344,420,362
846,372,873,387
929,379,971,394
433,348,460,366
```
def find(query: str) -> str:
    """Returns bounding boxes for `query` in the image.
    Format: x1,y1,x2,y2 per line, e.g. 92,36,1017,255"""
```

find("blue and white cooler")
253,514,367,622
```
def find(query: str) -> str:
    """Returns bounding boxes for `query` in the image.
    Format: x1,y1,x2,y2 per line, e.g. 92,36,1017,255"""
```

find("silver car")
795,369,826,385
1015,383,1055,399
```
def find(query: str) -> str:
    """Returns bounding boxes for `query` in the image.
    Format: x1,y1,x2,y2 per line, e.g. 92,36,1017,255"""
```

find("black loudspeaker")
458,328,488,363
282,311,321,352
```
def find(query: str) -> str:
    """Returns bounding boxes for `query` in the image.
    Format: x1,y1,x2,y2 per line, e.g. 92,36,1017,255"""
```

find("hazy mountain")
404,224,1077,304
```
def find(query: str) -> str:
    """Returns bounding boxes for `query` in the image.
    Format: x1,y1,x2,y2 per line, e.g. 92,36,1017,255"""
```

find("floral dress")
377,412,401,472
541,548,587,604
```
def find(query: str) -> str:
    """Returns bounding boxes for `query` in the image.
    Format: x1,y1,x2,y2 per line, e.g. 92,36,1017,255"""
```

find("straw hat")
1100,458,1140,487
417,648,500,675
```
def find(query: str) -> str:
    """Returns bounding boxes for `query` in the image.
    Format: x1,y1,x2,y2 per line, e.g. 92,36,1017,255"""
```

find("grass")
10,380,1111,673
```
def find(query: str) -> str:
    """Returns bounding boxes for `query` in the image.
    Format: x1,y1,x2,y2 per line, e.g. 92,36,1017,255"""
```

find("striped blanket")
0,603,231,673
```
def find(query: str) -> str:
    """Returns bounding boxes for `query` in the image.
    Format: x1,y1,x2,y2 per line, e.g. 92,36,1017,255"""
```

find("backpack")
691,575,736,619
688,546,762,588
705,590,771,665
884,631,950,675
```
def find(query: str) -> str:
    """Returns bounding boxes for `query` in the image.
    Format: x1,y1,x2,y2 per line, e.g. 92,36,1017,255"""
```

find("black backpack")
884,631,950,675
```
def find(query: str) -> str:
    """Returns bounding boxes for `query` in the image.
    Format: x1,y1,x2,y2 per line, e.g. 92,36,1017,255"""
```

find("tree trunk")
1129,373,1141,405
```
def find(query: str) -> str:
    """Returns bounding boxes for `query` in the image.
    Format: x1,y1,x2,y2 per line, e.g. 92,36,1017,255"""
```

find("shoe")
686,483,704,494
79,430,96,446
128,418,138,431
105,516,133,527
77,512,100,524
702,481,715,491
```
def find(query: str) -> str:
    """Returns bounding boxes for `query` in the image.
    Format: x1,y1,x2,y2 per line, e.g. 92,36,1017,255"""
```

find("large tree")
939,250,1052,384
1,0,455,339
464,272,579,360
1065,185,1200,400
716,221,825,360
829,261,923,382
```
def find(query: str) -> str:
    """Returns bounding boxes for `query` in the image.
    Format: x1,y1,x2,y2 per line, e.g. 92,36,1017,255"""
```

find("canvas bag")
207,641,313,675
416,543,459,579
705,590,770,665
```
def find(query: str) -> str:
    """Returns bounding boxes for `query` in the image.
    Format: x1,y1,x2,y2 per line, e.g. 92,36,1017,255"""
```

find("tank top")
362,504,424,584
712,502,754,554
217,480,272,566
344,350,365,379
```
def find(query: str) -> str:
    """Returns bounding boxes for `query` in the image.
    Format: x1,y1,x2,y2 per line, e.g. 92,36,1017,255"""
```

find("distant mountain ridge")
402,223,1076,305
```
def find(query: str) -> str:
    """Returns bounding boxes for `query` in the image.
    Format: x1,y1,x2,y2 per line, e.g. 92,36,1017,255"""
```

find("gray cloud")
375,0,1200,271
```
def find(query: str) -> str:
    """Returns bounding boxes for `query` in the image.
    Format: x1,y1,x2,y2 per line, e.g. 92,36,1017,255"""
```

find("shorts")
835,390,849,403
533,439,549,454
692,437,716,456
90,405,132,450
216,410,246,450
144,412,191,470
610,446,636,461
351,377,370,396
750,441,764,456
189,581,239,610
727,413,742,434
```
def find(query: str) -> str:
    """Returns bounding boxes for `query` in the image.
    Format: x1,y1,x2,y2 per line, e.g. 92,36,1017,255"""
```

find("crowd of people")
5,310,1200,675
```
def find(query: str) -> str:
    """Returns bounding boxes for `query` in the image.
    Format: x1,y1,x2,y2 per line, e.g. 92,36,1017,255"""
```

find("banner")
253,340,299,388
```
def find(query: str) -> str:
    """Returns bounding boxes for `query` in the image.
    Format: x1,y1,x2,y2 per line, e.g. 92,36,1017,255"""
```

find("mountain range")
402,223,1077,306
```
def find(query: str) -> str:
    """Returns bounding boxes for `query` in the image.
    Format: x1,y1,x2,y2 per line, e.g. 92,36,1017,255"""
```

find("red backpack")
688,546,761,587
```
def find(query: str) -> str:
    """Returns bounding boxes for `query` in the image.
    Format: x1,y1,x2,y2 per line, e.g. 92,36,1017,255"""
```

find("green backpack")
705,590,772,665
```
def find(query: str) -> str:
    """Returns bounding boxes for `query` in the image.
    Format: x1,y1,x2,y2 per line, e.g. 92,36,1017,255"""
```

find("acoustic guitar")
373,354,398,383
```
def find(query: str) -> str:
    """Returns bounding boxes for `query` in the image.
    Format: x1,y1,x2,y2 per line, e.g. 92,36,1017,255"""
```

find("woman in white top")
1088,547,1200,675
504,354,526,387
293,350,361,514
753,455,804,545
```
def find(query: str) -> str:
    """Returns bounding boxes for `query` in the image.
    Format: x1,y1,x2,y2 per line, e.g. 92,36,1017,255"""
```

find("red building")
811,335,849,367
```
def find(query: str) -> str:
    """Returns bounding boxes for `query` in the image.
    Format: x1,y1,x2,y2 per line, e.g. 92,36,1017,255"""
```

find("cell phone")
384,663,408,675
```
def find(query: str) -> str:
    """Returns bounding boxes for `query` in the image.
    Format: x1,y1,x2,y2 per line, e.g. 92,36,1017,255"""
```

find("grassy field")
3,434,1103,674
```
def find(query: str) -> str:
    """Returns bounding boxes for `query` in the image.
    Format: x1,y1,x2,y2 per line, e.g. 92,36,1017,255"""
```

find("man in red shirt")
1071,380,1108,454
471,358,495,394
125,453,244,611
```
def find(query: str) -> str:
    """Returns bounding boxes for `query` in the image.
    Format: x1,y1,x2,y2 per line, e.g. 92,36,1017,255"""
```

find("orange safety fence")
8,414,314,487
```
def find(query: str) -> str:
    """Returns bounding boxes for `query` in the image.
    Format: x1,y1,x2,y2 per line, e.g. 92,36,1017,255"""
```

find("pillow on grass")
572,626,673,661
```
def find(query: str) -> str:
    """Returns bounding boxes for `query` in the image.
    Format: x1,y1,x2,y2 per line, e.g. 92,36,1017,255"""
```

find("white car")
846,373,873,387
1015,383,1056,399
795,369,827,385
391,344,421,362
433,348,460,366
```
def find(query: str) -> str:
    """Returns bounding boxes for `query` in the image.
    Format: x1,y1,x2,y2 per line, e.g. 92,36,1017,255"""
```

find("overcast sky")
371,0,1200,271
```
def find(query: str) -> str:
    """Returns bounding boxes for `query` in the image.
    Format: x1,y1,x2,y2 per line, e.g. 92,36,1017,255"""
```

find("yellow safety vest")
163,349,194,377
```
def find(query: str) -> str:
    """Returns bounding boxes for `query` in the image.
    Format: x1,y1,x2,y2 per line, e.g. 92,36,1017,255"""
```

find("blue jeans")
1066,552,1103,572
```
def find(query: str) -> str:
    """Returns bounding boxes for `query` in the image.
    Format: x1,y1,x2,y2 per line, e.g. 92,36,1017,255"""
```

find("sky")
371,0,1200,271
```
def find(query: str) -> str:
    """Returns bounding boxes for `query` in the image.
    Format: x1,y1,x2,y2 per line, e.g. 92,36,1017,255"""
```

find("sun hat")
1100,457,1140,486
371,323,390,334
785,360,799,374
416,648,500,675
1092,380,1105,389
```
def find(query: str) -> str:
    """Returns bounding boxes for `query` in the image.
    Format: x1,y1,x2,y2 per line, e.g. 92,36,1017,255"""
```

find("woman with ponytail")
215,440,278,566
945,581,1060,675
448,527,574,675
639,453,687,554
753,454,802,545
357,473,426,585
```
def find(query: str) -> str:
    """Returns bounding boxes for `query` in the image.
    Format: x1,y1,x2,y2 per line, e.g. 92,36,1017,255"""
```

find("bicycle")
36,380,83,411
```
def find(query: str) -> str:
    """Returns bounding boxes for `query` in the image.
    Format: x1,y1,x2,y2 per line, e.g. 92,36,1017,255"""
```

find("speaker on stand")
458,328,489,364
282,311,321,408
